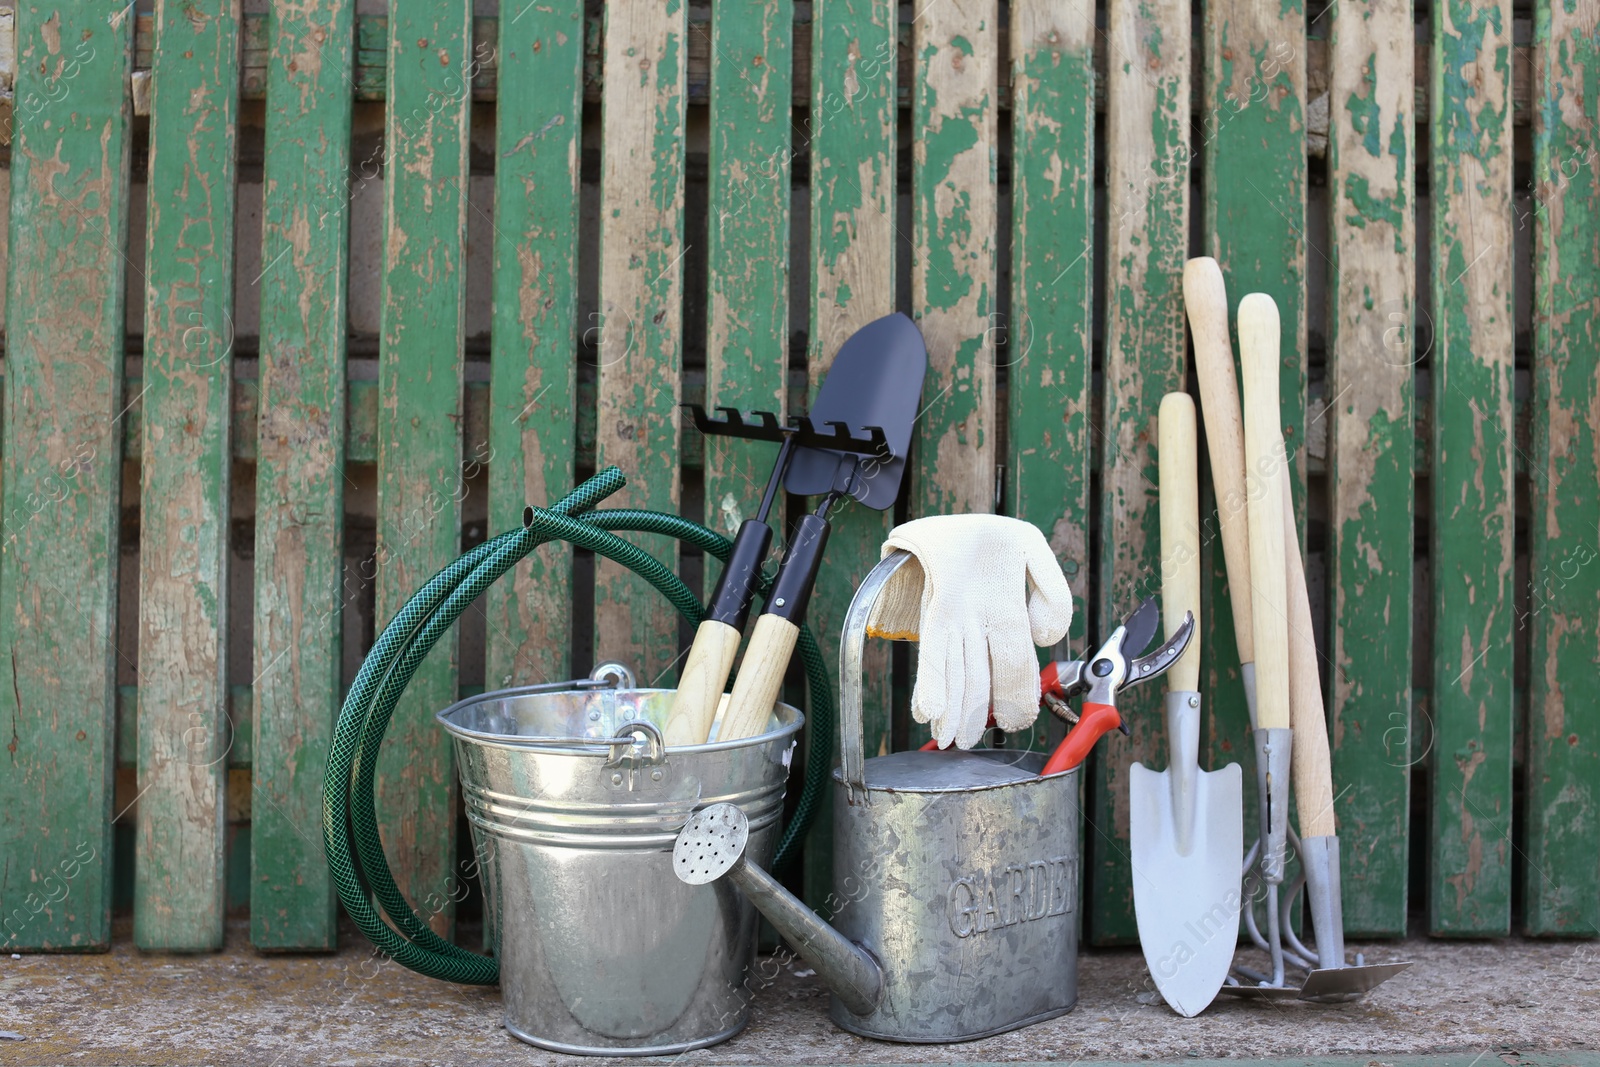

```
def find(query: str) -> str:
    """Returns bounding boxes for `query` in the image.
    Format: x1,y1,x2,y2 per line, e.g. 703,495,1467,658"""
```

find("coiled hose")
323,466,834,985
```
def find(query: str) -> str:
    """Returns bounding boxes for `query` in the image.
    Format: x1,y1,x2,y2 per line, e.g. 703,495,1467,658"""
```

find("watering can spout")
672,804,883,1018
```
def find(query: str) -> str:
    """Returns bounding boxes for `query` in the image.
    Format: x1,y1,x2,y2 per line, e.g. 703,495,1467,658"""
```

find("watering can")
671,551,1080,1043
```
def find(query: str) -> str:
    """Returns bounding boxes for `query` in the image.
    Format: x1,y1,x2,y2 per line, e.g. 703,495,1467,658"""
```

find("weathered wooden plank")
593,1,686,682
1091,0,1189,944
118,12,1542,139
0,1,132,952
483,2,582,690
803,0,897,906
702,0,791,548
910,0,996,523
372,0,471,937
1428,0,1515,937
251,0,354,950
1007,0,1095,752
1198,0,1307,918
1327,0,1415,937
1525,0,1600,937
134,0,241,952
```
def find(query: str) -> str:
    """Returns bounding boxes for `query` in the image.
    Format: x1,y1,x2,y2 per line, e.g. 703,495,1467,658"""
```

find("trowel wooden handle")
1184,257,1254,665
1159,392,1201,693
1239,293,1290,732
1280,457,1336,837
664,620,743,747
717,613,798,741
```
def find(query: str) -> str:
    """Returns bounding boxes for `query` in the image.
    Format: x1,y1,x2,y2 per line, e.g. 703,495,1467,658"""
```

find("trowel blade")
1130,760,1245,1017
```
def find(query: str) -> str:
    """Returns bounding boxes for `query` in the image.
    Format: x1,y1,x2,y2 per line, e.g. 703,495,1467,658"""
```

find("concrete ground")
0,921,1596,1066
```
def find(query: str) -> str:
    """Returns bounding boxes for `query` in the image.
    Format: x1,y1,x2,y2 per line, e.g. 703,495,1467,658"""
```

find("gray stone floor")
0,921,1596,1065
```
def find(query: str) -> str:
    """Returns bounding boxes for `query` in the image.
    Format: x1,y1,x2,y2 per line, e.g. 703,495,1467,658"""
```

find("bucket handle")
839,551,913,804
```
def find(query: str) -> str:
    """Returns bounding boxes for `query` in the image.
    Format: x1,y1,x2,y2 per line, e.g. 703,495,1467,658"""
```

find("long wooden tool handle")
1238,293,1290,731
717,613,798,741
1183,257,1254,665
1280,455,1336,837
1159,392,1201,693
664,620,743,746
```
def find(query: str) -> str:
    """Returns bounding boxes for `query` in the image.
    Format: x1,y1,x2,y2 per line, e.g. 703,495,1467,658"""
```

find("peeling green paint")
1428,0,1514,937
1525,0,1600,937
373,0,473,940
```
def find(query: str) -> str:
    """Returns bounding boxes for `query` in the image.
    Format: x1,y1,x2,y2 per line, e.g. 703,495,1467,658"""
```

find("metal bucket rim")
436,683,804,755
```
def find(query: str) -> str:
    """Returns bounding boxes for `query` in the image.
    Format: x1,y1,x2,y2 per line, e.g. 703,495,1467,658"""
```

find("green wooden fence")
0,0,1595,953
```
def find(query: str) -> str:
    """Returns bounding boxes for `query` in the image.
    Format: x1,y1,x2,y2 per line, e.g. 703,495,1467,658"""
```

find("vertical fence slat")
1008,1,1094,664
1526,0,1600,937
1428,0,1515,936
134,0,240,952
373,0,471,935
803,0,897,905
911,0,997,530
1199,0,1307,849
1327,0,1415,937
1091,0,1190,943
0,1,132,952
594,2,687,682
703,0,791,551
485,3,582,689
1199,0,1307,941
251,0,354,949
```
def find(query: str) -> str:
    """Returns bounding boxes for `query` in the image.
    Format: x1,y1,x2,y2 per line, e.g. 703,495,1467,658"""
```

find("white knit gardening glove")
865,515,1074,749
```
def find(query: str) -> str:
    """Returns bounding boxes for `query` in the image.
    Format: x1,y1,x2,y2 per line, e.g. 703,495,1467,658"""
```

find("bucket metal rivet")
589,710,600,721
611,773,623,785
651,770,662,781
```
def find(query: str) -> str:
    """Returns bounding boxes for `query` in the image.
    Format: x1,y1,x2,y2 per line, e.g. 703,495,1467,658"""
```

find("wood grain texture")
910,0,997,522
1091,0,1189,944
1158,393,1200,694
702,0,790,546
666,620,742,746
135,0,241,952
1239,295,1289,734
1197,0,1306,824
803,0,897,906
1008,0,1095,707
719,614,797,741
484,0,582,690
593,0,687,683
1525,0,1600,937
1327,0,1415,937
1282,461,1335,839
0,0,132,952
251,0,354,950
1428,0,1514,937
372,0,471,937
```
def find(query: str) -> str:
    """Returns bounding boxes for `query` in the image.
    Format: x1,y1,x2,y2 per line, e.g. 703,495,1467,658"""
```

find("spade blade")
785,313,927,510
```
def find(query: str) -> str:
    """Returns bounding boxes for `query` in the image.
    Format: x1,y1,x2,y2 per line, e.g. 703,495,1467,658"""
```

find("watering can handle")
839,551,913,803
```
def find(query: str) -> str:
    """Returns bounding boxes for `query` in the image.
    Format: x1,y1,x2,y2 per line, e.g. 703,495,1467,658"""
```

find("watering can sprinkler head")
673,805,885,1018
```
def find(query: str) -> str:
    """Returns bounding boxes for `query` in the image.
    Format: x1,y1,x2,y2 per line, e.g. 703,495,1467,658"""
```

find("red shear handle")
1042,702,1121,775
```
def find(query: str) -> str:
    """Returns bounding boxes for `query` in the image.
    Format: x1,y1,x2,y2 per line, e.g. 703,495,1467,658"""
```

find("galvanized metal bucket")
436,664,803,1056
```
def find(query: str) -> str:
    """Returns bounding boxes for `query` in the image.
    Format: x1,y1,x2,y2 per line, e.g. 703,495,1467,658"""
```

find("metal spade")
1129,393,1244,1017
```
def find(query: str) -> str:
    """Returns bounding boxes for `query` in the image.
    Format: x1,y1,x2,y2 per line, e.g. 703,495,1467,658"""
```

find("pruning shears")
918,596,1194,775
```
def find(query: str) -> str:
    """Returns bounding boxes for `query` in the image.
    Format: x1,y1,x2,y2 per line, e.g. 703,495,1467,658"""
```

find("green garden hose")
323,467,834,985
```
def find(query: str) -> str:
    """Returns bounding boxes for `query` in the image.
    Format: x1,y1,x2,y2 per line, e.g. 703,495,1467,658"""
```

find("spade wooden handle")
1280,457,1336,837
717,613,798,741
1158,392,1201,693
664,620,743,746
1239,293,1290,732
1184,257,1254,665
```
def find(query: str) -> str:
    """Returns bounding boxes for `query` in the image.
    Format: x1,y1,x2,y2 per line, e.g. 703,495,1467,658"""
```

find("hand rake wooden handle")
1238,293,1290,732
1159,392,1201,693
1280,457,1336,837
1184,257,1254,666
665,620,743,746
